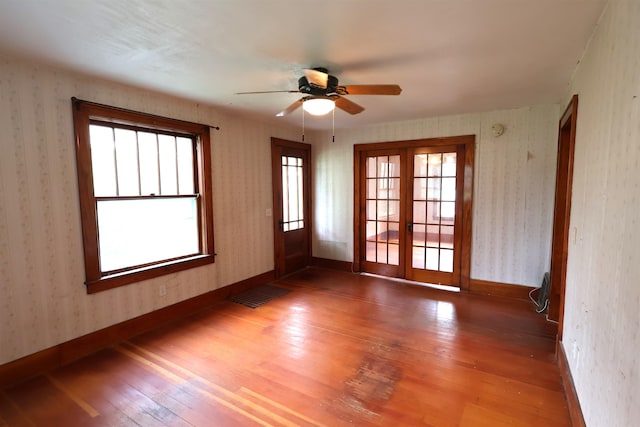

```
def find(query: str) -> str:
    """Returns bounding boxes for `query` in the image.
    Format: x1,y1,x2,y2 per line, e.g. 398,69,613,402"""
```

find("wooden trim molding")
0,270,274,388
468,279,535,300
557,341,586,427
311,257,353,272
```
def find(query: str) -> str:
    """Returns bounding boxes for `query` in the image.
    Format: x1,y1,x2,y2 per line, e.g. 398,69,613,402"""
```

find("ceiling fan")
236,67,402,117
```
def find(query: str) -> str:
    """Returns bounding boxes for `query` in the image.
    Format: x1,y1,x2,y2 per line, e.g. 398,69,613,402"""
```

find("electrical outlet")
159,284,167,297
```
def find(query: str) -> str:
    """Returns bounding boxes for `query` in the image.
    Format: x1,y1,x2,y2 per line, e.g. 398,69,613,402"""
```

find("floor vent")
227,285,291,309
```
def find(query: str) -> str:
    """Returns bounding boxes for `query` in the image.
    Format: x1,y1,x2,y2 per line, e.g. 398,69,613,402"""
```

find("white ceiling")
0,0,606,129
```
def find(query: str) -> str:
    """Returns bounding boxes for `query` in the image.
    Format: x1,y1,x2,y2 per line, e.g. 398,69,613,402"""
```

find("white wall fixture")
492,123,505,137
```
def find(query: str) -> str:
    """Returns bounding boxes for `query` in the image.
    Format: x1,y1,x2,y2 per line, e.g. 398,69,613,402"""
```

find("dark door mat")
227,285,291,309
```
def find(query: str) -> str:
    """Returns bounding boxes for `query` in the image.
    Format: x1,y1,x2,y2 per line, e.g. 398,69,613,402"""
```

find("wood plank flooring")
0,268,568,426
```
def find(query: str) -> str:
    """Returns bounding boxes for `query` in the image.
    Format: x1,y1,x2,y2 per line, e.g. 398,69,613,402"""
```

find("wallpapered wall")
0,55,301,365
562,0,639,425
312,104,559,287
0,53,561,367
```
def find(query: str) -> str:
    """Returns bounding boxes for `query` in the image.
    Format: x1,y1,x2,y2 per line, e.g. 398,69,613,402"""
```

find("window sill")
86,254,215,294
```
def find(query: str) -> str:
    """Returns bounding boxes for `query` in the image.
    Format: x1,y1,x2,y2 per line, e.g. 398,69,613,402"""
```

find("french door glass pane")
412,151,457,272
365,154,400,266
97,198,199,272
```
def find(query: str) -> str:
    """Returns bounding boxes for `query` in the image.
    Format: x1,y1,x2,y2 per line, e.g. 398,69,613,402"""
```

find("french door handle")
278,220,284,231
408,221,413,233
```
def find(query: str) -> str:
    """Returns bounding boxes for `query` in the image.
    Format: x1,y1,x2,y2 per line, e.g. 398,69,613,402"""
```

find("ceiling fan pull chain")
301,103,305,142
332,107,335,143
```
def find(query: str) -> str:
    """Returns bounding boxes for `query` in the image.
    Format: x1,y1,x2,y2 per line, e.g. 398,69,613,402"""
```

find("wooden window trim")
72,98,215,294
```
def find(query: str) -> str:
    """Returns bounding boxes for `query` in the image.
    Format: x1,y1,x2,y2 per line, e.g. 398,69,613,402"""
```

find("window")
72,99,215,293
281,155,304,232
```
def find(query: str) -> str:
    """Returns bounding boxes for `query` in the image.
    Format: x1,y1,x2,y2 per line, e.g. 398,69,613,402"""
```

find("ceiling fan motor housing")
298,75,339,96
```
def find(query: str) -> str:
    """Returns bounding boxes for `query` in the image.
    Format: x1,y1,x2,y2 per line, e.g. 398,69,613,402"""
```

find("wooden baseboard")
557,341,586,427
310,257,353,272
0,270,275,388
468,279,535,300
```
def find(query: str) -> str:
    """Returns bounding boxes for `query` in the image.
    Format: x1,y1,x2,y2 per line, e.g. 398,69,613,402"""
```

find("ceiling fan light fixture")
302,97,335,116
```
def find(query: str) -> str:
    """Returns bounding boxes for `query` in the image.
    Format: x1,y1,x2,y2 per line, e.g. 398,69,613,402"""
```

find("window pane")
376,243,388,264
426,247,439,270
428,153,442,176
427,225,440,247
366,157,377,178
89,125,117,197
176,137,194,195
413,201,426,224
366,200,377,221
281,155,304,232
413,224,426,246
442,152,457,176
412,246,425,269
427,178,441,200
413,178,427,200
366,241,376,262
414,154,428,178
441,225,454,249
388,243,399,265
388,222,399,243
388,155,401,177
426,201,440,224
158,134,178,195
440,249,454,272
366,221,377,241
114,128,139,196
441,177,456,201
138,132,159,196
388,178,401,200
376,221,388,242
97,198,199,272
441,202,455,225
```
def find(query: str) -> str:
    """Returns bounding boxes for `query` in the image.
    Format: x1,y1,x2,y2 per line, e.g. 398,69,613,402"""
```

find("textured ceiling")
0,0,606,129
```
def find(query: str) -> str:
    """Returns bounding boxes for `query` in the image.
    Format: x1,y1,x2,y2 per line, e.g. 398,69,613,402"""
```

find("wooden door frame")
353,135,474,290
548,95,578,340
271,137,312,278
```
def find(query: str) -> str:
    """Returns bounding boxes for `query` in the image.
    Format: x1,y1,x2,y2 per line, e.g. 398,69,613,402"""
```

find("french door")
355,137,474,288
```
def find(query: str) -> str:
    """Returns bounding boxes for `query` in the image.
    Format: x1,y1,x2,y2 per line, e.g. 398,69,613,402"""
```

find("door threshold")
360,273,460,293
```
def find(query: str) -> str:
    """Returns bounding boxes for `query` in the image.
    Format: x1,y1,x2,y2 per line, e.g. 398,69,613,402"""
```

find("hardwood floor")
0,268,568,426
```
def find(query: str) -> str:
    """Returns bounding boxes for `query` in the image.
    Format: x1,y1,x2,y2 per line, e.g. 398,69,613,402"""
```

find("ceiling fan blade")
335,96,365,115
236,90,300,94
276,99,303,117
303,68,328,89
339,84,402,95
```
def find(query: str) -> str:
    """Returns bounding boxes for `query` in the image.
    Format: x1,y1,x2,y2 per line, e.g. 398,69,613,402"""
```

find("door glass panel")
426,247,439,270
365,154,400,266
413,201,426,224
388,244,399,265
412,246,425,269
413,224,426,246
412,151,457,273
366,241,376,262
281,155,304,232
440,225,454,248
428,153,442,176
440,249,454,272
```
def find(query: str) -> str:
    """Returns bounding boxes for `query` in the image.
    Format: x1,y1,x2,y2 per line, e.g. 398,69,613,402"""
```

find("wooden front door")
355,136,474,289
271,138,311,278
